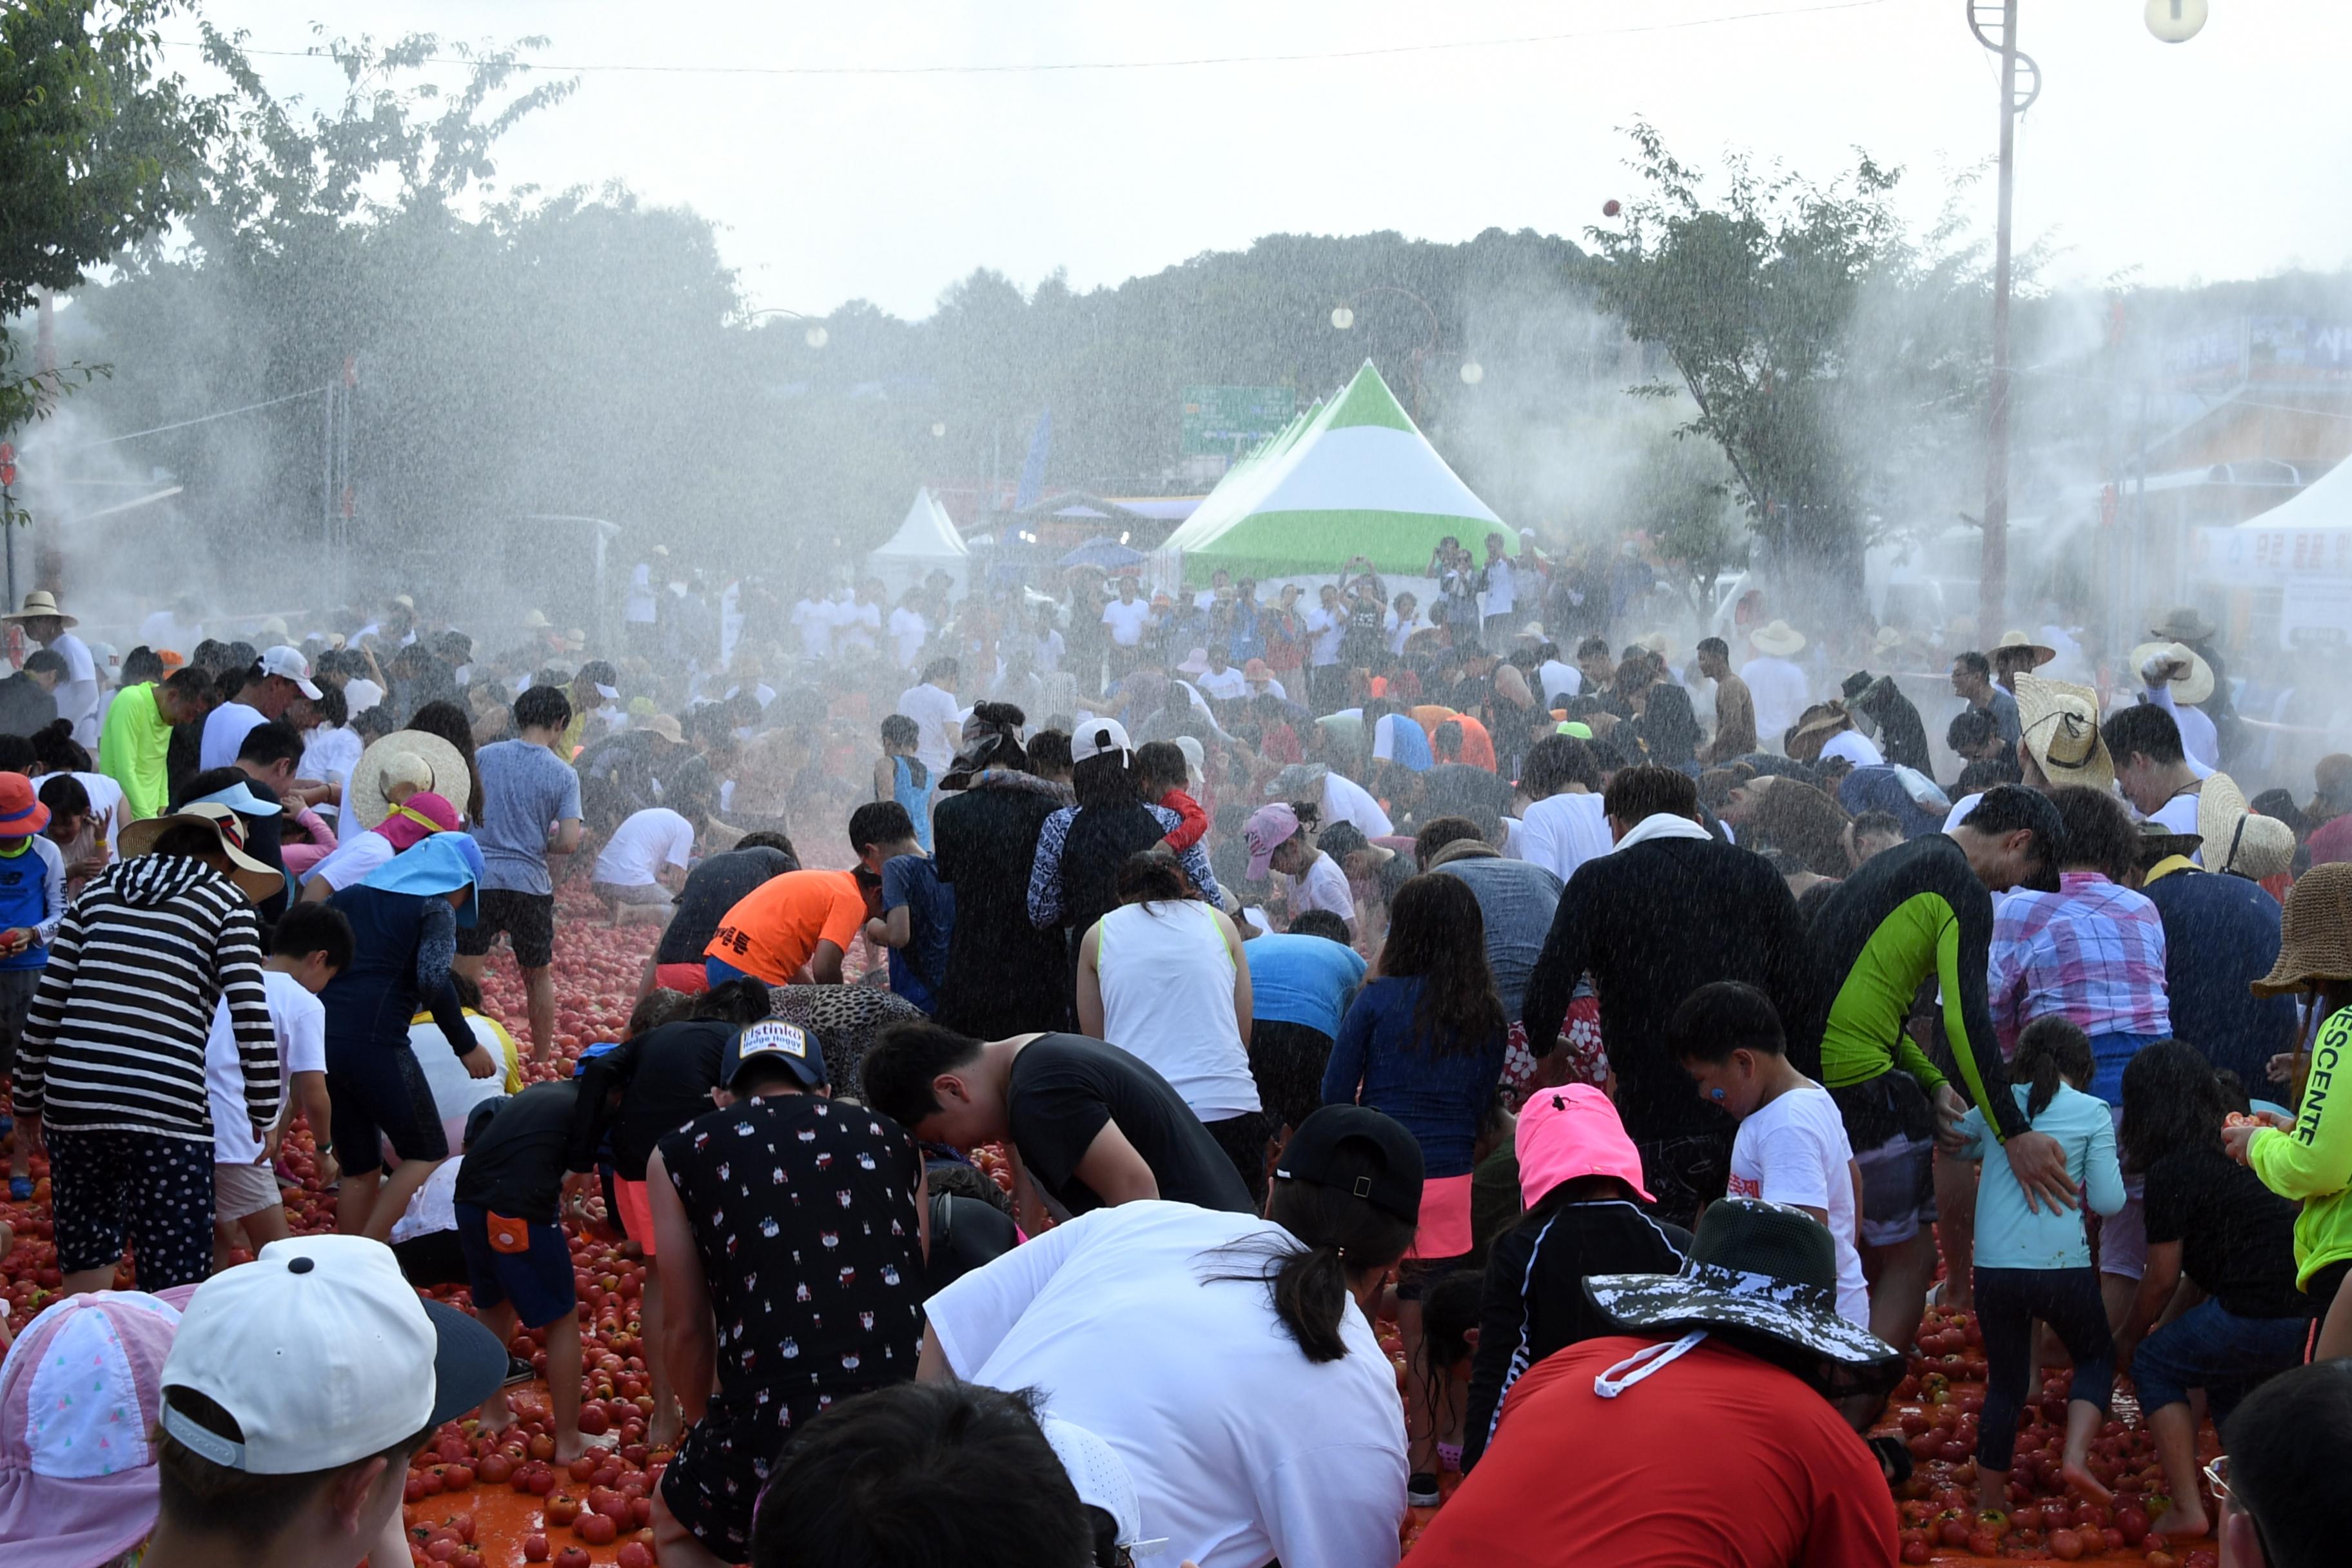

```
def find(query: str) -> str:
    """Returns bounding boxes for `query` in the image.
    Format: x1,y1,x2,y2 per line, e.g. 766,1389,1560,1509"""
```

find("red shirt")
1409,1335,1896,1568
2308,812,2352,867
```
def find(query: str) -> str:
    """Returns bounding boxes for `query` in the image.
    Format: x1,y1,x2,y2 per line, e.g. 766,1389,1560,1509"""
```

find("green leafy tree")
1584,121,1908,602
0,0,214,447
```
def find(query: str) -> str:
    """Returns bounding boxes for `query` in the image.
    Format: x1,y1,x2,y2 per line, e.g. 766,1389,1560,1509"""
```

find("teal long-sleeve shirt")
1953,1083,2125,1270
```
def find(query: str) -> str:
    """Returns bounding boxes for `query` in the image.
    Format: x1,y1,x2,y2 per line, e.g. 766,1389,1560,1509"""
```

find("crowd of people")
0,553,2349,1568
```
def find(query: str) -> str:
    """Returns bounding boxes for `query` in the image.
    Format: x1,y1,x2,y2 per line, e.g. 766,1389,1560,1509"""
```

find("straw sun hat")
348,730,471,830
2195,770,2296,883
2128,640,2216,706
1995,629,2056,666
2253,861,2352,997
1748,620,1806,658
2014,673,2113,795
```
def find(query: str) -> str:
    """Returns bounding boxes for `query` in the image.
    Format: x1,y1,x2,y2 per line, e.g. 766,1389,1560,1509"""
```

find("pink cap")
0,1285,197,1568
1244,802,1300,879
1516,1084,1652,1207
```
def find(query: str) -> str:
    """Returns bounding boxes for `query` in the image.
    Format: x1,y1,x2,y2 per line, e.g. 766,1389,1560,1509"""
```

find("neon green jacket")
2248,1007,2352,1290
98,681,170,822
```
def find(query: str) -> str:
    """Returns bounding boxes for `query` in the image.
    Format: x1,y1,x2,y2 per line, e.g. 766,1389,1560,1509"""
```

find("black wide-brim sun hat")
1585,1197,1902,1372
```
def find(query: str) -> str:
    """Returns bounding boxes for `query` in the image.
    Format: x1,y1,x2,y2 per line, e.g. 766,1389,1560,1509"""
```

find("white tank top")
1095,900,1260,1120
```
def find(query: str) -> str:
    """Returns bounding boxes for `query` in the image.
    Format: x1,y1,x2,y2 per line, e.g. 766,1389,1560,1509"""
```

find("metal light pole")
1970,1,2039,639
1970,1,2206,640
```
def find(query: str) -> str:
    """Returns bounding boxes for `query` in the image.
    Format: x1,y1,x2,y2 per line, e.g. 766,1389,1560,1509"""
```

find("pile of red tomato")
1881,1307,2221,1567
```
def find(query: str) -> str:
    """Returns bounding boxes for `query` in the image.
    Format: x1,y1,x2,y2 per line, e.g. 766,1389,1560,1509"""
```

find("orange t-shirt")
706,868,868,983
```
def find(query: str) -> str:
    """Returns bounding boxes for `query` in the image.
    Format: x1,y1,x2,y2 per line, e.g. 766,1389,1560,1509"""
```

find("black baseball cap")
1273,1105,1424,1224
723,1019,829,1090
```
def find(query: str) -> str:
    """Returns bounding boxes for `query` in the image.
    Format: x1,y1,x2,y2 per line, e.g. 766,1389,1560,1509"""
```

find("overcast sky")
172,0,2352,320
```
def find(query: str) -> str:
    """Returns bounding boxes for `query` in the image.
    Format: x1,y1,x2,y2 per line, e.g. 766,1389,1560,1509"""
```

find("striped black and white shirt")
13,854,278,1142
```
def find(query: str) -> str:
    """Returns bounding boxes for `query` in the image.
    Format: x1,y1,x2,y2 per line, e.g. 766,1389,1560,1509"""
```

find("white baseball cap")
1070,717,1132,763
1039,1417,1165,1557
257,645,322,700
159,1236,505,1475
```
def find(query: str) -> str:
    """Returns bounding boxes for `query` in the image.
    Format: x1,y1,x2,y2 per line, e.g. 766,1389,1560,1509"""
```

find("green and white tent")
1162,360,1504,576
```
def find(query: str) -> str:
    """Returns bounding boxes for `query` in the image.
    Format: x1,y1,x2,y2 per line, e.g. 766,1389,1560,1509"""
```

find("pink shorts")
1404,1172,1475,1262
614,1177,656,1256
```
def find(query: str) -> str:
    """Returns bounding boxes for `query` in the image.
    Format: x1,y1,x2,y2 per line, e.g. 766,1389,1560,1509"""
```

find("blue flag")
1014,407,1051,510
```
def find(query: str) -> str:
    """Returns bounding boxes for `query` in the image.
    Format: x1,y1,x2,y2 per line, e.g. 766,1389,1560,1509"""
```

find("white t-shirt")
301,828,394,891
625,563,658,625
1386,610,1427,655
1725,1081,1870,1329
411,1012,521,1148
1740,655,1811,750
204,970,327,1165
895,681,964,776
1283,850,1357,926
926,1202,1408,1568
1245,676,1288,702
793,598,834,660
1196,665,1248,701
1481,557,1516,617
595,807,694,887
300,725,364,814
393,1157,464,1244
1304,607,1344,666
1515,791,1612,884
1318,770,1394,839
1819,730,1885,769
2148,790,2203,863
837,599,881,653
46,632,99,747
72,770,124,854
1101,597,1153,648
1095,903,1259,1119
1032,627,1066,673
1538,659,1583,705
199,700,269,772
887,606,928,669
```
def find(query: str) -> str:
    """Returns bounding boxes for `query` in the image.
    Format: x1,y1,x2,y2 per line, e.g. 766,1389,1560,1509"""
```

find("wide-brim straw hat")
0,591,75,627
2129,640,2217,706
2015,672,2114,794
349,730,472,830
2253,862,2352,996
2197,771,2252,868
1749,620,1806,658
1995,629,2056,666
118,802,285,903
2153,606,2218,643
2215,813,2297,883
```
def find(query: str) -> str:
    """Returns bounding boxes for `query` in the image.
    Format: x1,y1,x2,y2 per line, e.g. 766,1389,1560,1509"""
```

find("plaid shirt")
1988,871,2171,1054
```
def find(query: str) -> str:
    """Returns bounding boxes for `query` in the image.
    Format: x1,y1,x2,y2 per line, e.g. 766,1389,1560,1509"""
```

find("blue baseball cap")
723,1019,828,1090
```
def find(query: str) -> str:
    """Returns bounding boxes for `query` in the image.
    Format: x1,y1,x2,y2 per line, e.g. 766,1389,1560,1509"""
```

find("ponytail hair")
2012,1015,2093,1119
1203,1156,1416,1364
1113,850,1188,908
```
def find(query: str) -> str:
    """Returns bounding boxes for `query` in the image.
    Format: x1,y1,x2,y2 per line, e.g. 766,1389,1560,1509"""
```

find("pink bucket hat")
0,1285,197,1568
1516,1084,1653,1207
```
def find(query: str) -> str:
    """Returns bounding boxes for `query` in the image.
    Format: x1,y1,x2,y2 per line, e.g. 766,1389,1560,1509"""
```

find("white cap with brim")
1039,1417,1166,1557
258,645,322,701
159,1236,505,1475
1070,718,1132,764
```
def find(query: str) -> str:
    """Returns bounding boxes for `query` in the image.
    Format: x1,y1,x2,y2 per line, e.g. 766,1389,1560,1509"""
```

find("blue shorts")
454,1202,576,1328
705,955,757,990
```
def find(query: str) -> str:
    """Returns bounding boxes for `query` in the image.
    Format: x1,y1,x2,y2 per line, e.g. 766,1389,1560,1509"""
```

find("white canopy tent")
865,487,970,594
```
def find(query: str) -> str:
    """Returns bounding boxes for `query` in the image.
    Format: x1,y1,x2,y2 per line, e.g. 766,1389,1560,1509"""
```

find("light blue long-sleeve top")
1952,1081,2126,1271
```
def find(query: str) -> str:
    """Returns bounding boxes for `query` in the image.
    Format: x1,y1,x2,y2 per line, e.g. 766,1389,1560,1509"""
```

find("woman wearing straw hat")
1,591,99,749
2227,862,2352,1360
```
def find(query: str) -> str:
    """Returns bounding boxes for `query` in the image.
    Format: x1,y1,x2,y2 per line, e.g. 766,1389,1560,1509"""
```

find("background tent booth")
865,487,970,595
1162,360,1506,577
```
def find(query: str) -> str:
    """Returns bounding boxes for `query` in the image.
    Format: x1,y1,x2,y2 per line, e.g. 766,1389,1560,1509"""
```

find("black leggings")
1974,1264,2115,1471
1204,1110,1273,1210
